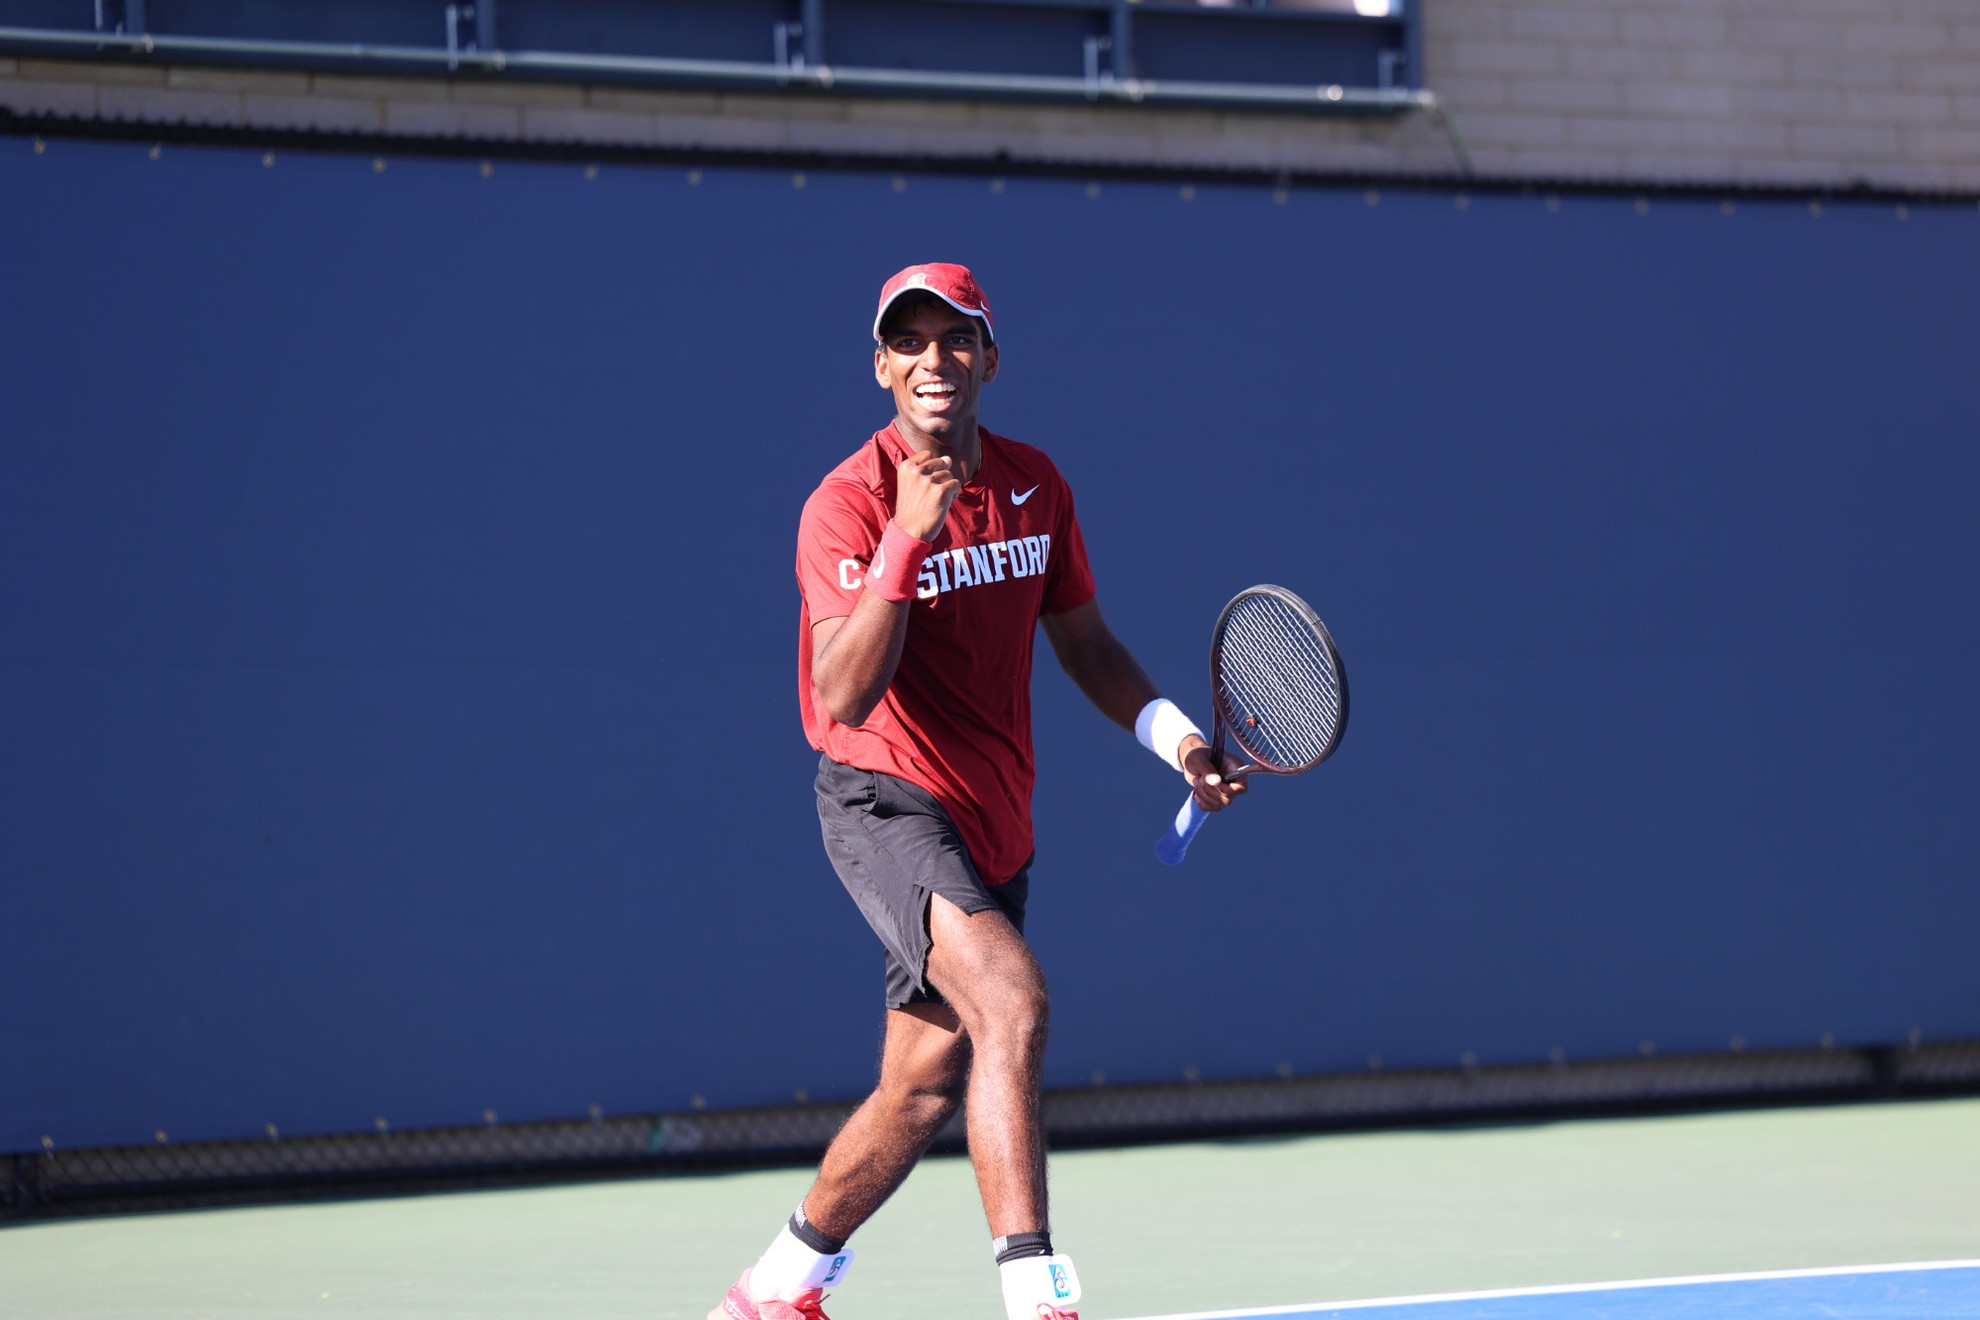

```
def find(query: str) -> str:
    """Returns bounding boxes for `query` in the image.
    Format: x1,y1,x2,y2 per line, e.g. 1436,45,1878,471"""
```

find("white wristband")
1135,698,1203,774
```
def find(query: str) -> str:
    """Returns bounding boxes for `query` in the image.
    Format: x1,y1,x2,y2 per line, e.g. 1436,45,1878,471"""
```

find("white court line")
1118,1258,1980,1320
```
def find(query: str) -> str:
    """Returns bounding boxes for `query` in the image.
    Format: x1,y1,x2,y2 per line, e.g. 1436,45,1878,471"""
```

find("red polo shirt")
796,422,1097,885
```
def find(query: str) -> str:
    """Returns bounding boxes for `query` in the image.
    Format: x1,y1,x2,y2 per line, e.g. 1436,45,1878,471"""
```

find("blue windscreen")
3,140,1975,1151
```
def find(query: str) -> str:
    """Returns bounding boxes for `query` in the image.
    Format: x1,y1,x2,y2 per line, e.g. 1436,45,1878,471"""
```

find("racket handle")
1156,792,1209,866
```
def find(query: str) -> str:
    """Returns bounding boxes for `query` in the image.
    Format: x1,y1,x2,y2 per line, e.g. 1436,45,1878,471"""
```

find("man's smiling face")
874,297,999,444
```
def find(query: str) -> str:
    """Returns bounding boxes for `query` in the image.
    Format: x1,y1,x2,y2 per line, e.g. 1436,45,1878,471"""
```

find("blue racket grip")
1156,791,1209,865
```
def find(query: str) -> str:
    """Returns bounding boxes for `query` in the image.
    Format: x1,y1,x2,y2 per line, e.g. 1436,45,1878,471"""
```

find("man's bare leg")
916,897,1073,1319
728,899,1054,1317
719,1006,969,1314
797,896,1048,1240
799,1002,971,1237
922,896,1051,1237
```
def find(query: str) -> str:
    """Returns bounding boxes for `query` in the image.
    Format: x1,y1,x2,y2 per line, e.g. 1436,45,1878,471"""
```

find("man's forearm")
1040,601,1230,795
1073,635,1231,799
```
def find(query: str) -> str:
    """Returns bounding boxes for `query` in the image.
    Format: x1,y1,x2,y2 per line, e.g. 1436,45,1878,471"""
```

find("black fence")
9,1039,1977,1222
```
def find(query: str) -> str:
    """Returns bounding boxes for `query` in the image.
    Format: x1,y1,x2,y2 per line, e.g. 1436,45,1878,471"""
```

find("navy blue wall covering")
3,141,1976,1152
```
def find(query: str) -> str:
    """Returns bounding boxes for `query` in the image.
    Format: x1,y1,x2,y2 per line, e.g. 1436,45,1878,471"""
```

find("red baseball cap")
873,263,996,345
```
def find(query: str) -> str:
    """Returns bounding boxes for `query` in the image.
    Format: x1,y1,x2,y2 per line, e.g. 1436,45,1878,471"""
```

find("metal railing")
0,20,1472,172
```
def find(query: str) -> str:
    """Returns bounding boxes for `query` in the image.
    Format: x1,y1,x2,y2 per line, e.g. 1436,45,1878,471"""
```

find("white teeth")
915,384,956,398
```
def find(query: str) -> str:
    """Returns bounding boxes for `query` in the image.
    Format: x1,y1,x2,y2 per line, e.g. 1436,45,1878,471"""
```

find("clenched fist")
895,449,962,541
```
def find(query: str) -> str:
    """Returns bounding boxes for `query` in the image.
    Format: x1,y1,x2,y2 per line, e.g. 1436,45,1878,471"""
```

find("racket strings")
1219,636,1337,766
1255,603,1344,728
1215,595,1342,770
1216,646,1312,761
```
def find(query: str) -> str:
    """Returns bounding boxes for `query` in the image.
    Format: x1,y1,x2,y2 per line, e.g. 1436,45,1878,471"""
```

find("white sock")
1000,1253,1081,1320
750,1225,853,1302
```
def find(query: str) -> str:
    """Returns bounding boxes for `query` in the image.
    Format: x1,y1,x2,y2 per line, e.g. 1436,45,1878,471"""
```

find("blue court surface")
1127,1262,1980,1320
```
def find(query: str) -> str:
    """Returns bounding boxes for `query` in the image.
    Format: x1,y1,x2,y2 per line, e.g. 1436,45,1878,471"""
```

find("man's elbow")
816,679,873,728
1057,640,1109,689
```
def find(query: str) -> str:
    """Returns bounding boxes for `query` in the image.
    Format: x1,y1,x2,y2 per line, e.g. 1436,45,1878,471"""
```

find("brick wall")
1426,0,1980,192
3,1,1976,194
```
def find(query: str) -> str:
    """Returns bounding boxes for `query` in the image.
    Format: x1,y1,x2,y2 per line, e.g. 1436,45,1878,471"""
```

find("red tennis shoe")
707,1270,835,1320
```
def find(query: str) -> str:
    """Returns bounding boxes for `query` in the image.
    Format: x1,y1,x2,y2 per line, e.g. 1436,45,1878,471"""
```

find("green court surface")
5,1098,1978,1319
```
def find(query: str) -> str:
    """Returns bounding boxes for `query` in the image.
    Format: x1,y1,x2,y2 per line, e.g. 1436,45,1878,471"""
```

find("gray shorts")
815,754,1030,1010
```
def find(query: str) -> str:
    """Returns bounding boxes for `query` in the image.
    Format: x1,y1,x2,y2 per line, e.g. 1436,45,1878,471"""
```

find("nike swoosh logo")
1011,484,1040,505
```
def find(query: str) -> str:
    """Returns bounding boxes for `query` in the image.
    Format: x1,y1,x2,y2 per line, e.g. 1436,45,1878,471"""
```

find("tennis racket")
1156,584,1349,865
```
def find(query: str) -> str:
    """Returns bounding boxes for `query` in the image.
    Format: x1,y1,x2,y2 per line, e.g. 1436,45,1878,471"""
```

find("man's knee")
1008,981,1050,1044
956,975,1049,1057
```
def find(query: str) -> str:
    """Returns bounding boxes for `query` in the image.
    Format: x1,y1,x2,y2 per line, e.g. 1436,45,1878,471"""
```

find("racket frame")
1206,582,1349,779
1156,584,1348,865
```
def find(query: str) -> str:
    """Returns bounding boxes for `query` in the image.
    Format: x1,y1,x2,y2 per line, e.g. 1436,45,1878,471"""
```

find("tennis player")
709,263,1243,1320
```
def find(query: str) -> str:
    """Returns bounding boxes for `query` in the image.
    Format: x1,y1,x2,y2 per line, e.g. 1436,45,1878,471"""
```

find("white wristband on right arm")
1135,698,1204,774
